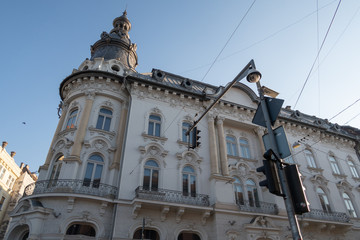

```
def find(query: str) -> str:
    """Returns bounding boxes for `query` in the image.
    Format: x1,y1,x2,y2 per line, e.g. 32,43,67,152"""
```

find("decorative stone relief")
336,180,353,192
176,150,203,172
310,174,329,186
176,207,185,223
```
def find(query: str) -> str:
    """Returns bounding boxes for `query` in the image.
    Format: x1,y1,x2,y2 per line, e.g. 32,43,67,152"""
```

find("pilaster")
216,116,229,176
69,92,95,161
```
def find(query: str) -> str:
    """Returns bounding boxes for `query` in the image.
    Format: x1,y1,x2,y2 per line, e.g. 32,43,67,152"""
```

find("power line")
329,97,360,121
200,0,257,82
294,0,342,109
344,112,360,125
180,0,337,76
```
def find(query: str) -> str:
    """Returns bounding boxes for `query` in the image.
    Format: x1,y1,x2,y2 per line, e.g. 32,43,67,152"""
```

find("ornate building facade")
5,11,360,240
0,142,37,239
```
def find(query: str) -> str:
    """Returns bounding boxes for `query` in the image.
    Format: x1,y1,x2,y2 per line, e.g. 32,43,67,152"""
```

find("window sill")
307,166,324,173
58,127,77,137
227,155,257,162
142,133,168,142
332,173,347,179
352,176,360,182
88,127,116,137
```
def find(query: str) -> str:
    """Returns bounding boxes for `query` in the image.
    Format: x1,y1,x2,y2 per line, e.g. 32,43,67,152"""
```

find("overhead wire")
180,0,337,76
293,0,342,109
329,97,360,121
200,0,257,82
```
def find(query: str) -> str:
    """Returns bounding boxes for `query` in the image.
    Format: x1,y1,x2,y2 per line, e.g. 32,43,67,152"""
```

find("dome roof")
90,11,138,70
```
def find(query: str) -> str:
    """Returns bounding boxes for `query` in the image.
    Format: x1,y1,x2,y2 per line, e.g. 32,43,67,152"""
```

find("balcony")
23,179,118,200
135,186,210,207
237,200,278,215
302,208,350,223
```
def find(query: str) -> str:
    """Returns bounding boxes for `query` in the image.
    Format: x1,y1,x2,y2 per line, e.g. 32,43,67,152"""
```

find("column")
68,92,95,162
254,127,266,153
111,103,129,170
216,117,229,176
207,114,219,175
41,102,68,169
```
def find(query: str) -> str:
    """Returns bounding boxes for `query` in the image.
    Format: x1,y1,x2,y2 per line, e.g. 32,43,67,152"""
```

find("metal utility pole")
255,81,303,240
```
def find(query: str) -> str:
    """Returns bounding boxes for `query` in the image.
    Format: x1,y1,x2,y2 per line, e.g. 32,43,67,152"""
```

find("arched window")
348,160,359,178
305,149,317,168
66,223,96,237
49,155,63,187
178,232,201,240
317,188,331,212
148,115,161,137
133,229,160,240
342,193,357,218
96,108,112,131
246,179,259,207
239,138,251,159
66,109,78,129
83,154,104,188
226,136,238,156
329,155,341,174
143,160,159,191
182,122,194,144
233,177,244,205
182,166,196,197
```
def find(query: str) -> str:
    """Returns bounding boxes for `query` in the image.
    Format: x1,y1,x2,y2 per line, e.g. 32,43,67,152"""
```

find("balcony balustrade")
237,200,278,215
302,208,350,223
135,186,210,207
23,179,118,199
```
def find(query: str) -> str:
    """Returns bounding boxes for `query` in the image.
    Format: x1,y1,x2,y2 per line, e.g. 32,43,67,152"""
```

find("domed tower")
6,12,136,239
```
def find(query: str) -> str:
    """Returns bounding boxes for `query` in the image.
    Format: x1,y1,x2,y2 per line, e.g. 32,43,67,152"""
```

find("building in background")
5,11,360,240
0,142,37,239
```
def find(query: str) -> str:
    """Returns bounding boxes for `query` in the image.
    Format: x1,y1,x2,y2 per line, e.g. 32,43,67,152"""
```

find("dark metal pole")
186,59,257,136
141,217,145,240
256,81,303,240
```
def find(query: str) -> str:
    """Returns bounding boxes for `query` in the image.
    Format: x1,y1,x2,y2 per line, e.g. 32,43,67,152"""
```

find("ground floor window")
133,229,160,240
66,224,96,237
178,232,201,240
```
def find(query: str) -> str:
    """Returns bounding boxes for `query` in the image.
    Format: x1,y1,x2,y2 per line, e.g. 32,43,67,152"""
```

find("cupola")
89,11,138,70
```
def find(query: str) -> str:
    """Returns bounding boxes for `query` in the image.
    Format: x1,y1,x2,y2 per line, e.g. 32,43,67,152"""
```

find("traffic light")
190,127,201,149
284,164,310,215
256,149,282,196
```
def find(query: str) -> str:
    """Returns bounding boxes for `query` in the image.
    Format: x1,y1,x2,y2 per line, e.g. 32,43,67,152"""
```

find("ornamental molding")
176,150,203,170
62,75,127,101
310,174,329,186
138,142,169,167
130,83,203,111
336,180,353,192
244,216,281,240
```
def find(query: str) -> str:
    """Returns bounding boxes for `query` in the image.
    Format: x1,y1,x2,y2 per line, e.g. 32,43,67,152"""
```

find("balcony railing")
302,208,350,223
135,186,210,207
237,200,278,215
23,179,118,199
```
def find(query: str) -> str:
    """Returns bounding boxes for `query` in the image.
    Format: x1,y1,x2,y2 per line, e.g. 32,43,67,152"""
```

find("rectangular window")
152,170,159,191
182,174,189,196
93,165,103,188
0,166,5,180
0,197,5,210
83,163,94,187
143,169,151,190
190,175,196,197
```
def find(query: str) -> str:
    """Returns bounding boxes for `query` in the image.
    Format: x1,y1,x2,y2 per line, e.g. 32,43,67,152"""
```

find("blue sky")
1,0,359,172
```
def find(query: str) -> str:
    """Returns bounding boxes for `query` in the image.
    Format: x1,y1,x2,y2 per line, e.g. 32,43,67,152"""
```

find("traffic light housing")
256,149,282,196
284,164,310,215
190,127,201,149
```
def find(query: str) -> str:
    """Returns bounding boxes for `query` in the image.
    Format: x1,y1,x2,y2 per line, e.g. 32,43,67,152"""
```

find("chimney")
11,151,16,157
2,141,7,149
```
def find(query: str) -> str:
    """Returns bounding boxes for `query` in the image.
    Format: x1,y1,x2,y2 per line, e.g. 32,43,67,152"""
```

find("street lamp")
186,59,303,240
246,68,262,83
